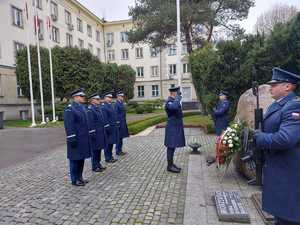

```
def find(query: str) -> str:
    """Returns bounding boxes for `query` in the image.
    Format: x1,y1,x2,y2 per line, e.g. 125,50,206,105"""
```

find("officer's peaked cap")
219,90,229,97
71,88,86,97
117,91,125,96
267,67,300,85
89,92,100,99
103,91,113,98
168,86,180,92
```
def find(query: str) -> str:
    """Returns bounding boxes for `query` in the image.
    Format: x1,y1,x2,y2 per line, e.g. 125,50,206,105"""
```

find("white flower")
222,140,227,145
228,139,233,144
234,137,239,141
234,124,238,128
224,136,228,140
231,133,236,137
229,143,234,148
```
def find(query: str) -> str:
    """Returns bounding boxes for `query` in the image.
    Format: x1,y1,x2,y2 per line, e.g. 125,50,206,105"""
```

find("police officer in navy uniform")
213,91,230,136
64,88,92,186
254,68,300,225
115,91,129,156
101,91,119,163
164,86,185,173
87,93,109,172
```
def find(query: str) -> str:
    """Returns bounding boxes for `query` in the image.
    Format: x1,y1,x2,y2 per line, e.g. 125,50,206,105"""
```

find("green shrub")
135,106,145,114
144,105,154,113
128,115,167,135
127,101,138,108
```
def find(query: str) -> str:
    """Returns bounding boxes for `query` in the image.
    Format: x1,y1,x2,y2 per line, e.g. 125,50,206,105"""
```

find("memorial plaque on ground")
214,191,251,223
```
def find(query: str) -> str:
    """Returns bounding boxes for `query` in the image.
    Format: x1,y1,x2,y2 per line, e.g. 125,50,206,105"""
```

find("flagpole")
176,0,182,88
46,0,56,122
34,0,46,124
24,1,36,127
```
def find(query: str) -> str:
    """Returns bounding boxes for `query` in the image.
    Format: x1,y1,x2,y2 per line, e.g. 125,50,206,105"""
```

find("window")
97,48,101,60
183,63,190,73
77,18,83,32
65,10,72,25
96,31,101,42
13,41,25,57
52,26,60,43
152,85,159,97
169,64,176,76
66,33,73,47
136,67,144,77
107,50,115,61
50,1,58,18
136,47,143,59
137,86,144,97
150,47,159,57
121,49,129,60
87,25,92,38
0,75,3,96
11,6,23,28
88,43,93,53
182,44,188,55
33,0,42,9
106,33,114,47
78,39,84,49
120,32,128,42
151,66,159,77
35,19,44,38
17,84,24,97
168,44,177,56
170,84,176,88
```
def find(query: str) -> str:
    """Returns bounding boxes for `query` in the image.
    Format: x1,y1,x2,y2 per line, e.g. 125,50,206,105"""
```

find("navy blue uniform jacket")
64,102,92,160
164,96,186,148
115,100,129,139
87,104,109,151
255,92,300,222
101,102,119,144
213,100,230,136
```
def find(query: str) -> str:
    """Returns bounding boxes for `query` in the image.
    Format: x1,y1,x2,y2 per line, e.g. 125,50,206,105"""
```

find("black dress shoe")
167,165,180,173
80,179,89,184
72,180,85,186
111,158,118,163
105,159,114,163
93,168,102,172
117,152,127,156
173,164,181,171
99,165,107,171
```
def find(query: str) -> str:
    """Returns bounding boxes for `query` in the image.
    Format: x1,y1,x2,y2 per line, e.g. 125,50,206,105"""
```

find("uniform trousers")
91,149,102,170
69,159,84,183
116,138,123,155
104,144,114,161
167,147,176,164
276,218,300,225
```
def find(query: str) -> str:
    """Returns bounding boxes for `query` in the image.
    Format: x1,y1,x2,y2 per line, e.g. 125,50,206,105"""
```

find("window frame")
151,85,159,97
137,86,145,98
121,49,129,60
136,67,144,77
52,26,60,43
11,5,24,28
135,47,143,59
150,66,159,77
107,50,115,61
87,24,92,38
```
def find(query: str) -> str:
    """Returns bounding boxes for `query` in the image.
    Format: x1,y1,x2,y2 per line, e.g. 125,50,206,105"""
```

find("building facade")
0,0,197,120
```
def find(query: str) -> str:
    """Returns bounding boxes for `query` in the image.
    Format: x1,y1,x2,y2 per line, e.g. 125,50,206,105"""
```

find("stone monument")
234,84,273,179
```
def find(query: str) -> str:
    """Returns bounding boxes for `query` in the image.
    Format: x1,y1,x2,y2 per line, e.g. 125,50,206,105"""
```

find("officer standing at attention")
115,91,129,156
87,93,108,172
213,91,230,136
64,88,92,186
101,91,119,163
254,68,300,225
164,86,185,173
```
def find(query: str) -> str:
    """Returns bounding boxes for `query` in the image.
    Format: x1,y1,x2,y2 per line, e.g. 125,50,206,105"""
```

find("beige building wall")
0,0,198,119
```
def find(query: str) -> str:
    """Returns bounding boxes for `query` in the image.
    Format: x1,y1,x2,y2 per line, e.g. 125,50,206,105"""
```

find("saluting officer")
115,91,129,156
212,91,230,136
164,86,186,173
87,93,108,172
64,88,92,186
254,68,300,225
101,91,119,163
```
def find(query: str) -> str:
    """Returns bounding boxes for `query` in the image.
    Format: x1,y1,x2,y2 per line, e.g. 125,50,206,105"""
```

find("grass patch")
4,120,64,128
128,111,205,135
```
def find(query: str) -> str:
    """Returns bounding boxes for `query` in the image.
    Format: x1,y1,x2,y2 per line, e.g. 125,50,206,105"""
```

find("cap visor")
266,80,283,85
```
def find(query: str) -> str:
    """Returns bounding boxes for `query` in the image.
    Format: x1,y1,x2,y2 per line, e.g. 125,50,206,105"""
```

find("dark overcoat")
64,102,91,160
213,100,230,136
164,96,186,148
87,104,109,151
255,92,300,222
115,100,129,139
101,102,119,144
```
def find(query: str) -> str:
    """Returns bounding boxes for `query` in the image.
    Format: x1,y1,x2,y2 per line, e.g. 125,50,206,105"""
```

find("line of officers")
64,88,129,186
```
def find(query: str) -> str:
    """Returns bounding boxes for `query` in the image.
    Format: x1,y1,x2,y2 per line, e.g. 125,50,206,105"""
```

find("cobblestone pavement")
0,128,202,225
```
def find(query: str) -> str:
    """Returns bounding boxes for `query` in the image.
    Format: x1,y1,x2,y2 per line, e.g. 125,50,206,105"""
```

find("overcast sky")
78,0,300,34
